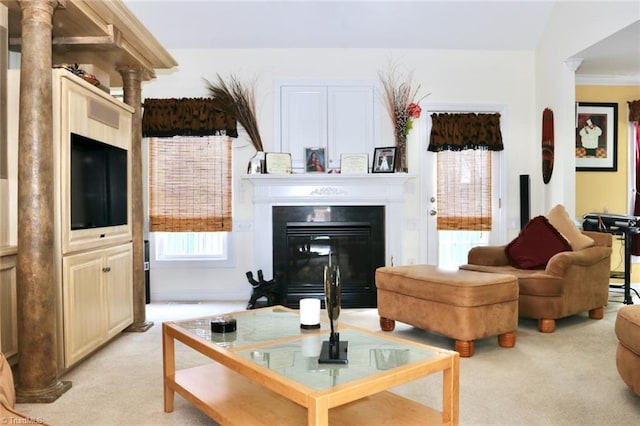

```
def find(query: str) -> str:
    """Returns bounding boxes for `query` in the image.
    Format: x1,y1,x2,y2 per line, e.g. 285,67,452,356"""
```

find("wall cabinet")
279,83,377,171
0,249,18,362
63,243,132,367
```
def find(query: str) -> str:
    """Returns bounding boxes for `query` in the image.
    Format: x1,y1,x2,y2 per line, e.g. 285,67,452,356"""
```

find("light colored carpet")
14,292,640,425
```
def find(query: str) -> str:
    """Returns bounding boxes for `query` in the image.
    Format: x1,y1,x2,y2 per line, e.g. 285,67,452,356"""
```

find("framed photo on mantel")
372,147,396,173
305,147,326,173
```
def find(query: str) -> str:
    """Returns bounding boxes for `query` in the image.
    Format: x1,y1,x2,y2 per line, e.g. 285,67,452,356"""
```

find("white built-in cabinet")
279,82,377,171
8,69,134,370
62,243,132,367
0,248,18,362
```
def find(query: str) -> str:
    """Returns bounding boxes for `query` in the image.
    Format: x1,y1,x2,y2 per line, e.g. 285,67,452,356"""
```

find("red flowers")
408,102,421,119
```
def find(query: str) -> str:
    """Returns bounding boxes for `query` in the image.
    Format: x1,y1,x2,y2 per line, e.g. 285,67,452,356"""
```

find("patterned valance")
428,113,504,152
629,100,640,123
142,98,238,138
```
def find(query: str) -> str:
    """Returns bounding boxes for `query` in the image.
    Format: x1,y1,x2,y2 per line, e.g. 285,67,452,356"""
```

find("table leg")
162,324,176,413
308,397,329,426
442,353,460,425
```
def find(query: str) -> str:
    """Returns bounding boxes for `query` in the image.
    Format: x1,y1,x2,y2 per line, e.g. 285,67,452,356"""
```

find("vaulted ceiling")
122,0,640,82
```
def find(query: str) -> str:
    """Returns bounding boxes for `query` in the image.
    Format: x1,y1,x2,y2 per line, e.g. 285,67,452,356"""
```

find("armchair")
461,231,612,333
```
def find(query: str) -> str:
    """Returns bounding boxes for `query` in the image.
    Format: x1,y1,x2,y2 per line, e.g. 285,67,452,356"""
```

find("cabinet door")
104,243,133,338
0,254,18,358
280,86,327,170
327,86,374,169
63,250,106,367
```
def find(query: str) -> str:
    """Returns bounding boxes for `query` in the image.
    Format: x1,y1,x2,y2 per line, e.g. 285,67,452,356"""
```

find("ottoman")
376,265,519,357
615,305,640,395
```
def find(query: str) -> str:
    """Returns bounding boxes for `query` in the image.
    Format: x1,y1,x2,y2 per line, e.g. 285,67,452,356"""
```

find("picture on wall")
575,102,618,172
305,147,325,172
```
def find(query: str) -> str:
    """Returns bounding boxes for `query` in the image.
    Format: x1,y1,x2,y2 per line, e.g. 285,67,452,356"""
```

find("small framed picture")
305,147,326,173
340,153,369,174
372,147,396,173
265,152,292,174
575,102,618,172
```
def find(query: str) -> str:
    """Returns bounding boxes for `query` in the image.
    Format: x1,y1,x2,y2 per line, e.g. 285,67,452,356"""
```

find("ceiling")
122,0,640,82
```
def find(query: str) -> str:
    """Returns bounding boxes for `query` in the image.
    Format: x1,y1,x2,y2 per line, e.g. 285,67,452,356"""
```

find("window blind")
149,135,232,232
436,149,492,231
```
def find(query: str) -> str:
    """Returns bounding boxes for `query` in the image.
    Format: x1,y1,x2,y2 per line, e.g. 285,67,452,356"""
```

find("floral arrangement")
205,74,263,152
379,67,429,143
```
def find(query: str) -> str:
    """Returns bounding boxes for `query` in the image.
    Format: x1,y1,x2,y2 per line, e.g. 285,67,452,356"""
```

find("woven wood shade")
149,136,232,232
436,150,492,231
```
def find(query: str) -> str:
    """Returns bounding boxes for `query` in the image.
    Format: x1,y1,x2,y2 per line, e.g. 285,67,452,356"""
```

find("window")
151,231,233,268
148,135,233,267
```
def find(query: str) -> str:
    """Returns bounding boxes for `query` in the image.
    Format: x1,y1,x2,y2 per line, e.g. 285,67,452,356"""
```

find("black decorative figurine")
318,254,348,364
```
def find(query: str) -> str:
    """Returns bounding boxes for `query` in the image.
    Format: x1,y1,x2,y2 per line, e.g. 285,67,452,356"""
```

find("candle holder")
318,259,348,364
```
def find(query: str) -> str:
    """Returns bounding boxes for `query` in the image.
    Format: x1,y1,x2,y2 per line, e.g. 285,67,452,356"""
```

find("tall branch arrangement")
379,67,429,141
205,74,263,152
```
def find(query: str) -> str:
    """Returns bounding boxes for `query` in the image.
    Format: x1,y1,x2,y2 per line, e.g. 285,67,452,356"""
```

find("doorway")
420,104,507,267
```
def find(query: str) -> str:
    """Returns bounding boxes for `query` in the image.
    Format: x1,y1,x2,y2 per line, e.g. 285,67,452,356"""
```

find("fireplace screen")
273,206,384,308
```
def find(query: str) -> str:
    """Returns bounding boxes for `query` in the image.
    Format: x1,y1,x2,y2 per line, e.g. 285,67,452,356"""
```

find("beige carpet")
14,292,640,425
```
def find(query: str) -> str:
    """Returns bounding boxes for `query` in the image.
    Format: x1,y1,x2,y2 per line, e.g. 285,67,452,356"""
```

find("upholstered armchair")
461,228,612,333
1,353,42,424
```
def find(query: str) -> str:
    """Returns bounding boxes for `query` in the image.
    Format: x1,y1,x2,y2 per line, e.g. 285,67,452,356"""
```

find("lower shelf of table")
167,363,450,425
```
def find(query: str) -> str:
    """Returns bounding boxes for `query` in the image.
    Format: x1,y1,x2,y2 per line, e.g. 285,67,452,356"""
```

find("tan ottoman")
376,265,519,357
615,305,640,395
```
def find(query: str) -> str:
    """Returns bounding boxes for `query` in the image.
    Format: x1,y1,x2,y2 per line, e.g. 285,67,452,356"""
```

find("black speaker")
519,175,530,229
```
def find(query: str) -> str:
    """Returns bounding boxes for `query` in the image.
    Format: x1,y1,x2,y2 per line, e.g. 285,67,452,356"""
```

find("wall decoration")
305,147,325,172
542,108,554,184
372,147,396,173
575,102,618,172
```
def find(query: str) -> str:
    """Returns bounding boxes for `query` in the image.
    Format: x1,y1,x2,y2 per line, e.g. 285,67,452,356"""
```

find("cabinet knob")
102,266,111,272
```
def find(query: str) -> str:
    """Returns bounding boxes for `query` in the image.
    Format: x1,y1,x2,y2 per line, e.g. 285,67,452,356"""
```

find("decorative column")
15,0,71,402
118,65,152,332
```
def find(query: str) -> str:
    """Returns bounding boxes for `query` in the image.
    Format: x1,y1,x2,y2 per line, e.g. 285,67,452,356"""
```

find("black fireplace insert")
272,205,385,308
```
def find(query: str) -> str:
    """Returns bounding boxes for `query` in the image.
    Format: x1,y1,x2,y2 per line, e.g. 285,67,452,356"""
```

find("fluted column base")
16,380,72,404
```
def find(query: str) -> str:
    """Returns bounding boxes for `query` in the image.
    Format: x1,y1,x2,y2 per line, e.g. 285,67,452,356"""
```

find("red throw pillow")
505,216,572,269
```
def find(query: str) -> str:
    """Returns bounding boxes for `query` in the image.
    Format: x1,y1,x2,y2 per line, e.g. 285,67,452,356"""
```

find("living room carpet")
15,292,640,425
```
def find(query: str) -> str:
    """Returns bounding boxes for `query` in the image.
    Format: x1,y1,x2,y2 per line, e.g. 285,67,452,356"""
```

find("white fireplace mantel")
242,173,417,278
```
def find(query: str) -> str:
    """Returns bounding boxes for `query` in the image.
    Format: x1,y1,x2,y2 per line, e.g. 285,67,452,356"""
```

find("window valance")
428,113,504,152
142,98,238,138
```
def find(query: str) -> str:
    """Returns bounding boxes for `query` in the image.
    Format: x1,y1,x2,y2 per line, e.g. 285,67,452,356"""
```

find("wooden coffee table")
163,306,459,425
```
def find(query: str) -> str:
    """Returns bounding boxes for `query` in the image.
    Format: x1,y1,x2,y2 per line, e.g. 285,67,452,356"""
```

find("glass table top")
173,307,440,391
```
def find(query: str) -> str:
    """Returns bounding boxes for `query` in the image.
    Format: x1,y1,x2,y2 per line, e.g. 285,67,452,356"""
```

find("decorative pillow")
505,216,572,269
546,204,595,250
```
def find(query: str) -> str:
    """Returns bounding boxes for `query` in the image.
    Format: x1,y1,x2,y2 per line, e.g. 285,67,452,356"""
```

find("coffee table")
163,306,459,425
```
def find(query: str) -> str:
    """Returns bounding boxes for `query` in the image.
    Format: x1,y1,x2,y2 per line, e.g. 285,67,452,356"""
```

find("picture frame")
372,147,396,173
264,152,292,174
305,147,326,173
575,102,618,172
340,153,369,174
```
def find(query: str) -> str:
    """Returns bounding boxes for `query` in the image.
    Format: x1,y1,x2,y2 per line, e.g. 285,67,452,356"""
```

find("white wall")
140,48,537,301
534,1,639,217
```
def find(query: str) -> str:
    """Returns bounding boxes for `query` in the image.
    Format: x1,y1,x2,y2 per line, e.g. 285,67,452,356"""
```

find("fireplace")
242,173,414,306
273,205,384,308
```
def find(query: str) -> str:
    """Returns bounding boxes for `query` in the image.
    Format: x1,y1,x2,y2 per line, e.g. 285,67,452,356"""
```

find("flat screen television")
70,132,128,230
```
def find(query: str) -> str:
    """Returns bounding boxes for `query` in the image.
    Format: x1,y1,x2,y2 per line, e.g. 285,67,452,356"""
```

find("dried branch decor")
205,74,263,152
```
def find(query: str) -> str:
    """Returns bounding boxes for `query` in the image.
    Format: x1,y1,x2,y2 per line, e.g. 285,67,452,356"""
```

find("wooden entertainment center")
1,1,177,399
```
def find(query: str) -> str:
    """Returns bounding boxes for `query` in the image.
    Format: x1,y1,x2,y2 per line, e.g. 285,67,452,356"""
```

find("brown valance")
428,113,504,152
629,100,640,123
142,98,238,138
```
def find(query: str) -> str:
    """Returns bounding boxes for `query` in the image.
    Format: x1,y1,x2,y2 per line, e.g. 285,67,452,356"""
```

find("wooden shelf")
2,0,177,86
169,363,449,425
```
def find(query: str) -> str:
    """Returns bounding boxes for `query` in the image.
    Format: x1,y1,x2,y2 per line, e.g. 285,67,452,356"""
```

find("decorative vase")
247,151,265,174
395,133,408,173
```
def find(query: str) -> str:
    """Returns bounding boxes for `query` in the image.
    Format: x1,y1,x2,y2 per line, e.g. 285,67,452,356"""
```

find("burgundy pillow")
505,216,572,269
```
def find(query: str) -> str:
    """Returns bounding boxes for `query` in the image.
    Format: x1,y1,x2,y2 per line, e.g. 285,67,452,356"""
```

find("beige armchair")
1,352,45,424
460,231,612,332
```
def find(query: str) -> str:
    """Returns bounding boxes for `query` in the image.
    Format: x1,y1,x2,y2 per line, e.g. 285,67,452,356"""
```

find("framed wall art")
305,147,325,172
372,147,396,173
575,102,618,172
